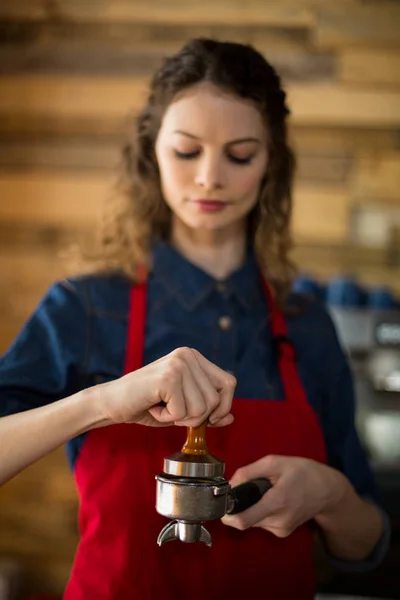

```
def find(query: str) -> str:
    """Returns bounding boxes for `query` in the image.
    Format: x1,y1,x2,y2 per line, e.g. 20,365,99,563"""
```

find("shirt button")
218,316,232,331
216,282,226,293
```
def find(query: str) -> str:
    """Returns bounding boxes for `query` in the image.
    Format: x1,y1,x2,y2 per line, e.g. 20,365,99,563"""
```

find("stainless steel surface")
329,307,376,352
368,348,400,391
157,520,212,546
163,451,225,478
156,446,230,546
156,445,273,545
363,411,400,463
156,474,229,522
329,307,400,353
328,307,400,469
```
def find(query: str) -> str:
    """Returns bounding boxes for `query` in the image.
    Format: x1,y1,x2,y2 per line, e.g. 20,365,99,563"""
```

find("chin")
185,218,246,236
186,216,234,230
173,205,251,233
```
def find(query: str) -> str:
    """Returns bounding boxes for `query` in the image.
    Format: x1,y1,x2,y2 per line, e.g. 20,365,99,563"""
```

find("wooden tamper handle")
181,421,209,455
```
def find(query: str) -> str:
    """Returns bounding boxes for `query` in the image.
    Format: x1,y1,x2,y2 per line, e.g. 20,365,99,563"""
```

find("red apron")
65,280,327,600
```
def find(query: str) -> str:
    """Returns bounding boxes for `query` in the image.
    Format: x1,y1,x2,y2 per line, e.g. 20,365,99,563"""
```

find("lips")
192,199,228,212
195,200,225,206
192,199,228,207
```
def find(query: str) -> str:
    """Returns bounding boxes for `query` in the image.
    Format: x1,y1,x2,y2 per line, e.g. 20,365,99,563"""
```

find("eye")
174,150,200,160
228,155,254,165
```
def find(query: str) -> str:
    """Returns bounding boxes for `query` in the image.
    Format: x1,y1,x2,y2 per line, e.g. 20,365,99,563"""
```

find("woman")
0,39,390,599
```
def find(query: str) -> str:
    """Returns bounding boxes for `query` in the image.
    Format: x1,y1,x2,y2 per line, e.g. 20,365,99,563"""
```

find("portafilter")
155,421,271,546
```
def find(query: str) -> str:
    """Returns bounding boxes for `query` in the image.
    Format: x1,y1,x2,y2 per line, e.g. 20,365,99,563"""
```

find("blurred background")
0,0,399,598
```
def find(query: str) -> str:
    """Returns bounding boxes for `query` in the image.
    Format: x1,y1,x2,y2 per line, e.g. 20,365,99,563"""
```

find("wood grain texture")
339,48,400,88
0,40,334,82
0,74,149,119
0,138,121,171
352,153,400,201
0,170,112,225
0,17,335,81
0,0,317,27
295,153,352,185
291,185,350,242
290,127,400,154
314,2,400,48
3,76,400,127
289,84,400,127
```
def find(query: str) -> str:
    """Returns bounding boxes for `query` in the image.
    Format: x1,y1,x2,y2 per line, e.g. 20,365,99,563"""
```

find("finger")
149,349,208,425
222,484,284,530
177,367,207,426
149,368,187,423
185,349,221,416
131,413,173,428
229,454,283,487
149,400,184,423
173,348,234,424
190,349,236,423
208,413,234,427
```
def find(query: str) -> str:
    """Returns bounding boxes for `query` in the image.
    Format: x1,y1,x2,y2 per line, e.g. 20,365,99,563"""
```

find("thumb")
229,454,285,488
222,477,284,529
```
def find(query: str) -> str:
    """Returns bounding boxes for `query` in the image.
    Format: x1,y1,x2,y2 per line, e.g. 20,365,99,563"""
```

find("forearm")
0,386,105,486
315,469,384,562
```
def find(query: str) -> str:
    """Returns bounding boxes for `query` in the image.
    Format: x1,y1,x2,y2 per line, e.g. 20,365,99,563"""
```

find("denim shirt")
0,240,390,570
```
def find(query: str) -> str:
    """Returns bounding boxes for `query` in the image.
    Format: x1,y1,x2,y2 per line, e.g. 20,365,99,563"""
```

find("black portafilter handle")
227,478,272,515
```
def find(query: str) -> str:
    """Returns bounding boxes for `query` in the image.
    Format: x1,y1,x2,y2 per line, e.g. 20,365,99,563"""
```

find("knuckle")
226,373,237,389
159,370,176,387
263,454,275,468
174,347,192,360
267,453,280,466
166,356,185,375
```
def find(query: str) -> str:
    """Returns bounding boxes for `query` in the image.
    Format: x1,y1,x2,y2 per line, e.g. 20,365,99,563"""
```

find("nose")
194,154,224,191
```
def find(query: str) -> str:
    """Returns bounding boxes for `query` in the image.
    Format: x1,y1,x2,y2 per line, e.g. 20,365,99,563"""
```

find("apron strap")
261,280,308,408
123,282,147,375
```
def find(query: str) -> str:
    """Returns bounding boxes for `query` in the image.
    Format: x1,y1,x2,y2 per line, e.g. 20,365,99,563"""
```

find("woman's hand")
94,347,237,428
222,455,344,537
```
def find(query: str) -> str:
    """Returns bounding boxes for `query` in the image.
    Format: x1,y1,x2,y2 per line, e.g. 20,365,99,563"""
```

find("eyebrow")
173,130,261,145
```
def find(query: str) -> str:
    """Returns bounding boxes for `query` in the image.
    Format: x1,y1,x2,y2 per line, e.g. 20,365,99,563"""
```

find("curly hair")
81,38,297,305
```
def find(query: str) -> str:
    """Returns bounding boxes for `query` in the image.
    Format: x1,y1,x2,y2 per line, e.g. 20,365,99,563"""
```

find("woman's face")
155,82,268,235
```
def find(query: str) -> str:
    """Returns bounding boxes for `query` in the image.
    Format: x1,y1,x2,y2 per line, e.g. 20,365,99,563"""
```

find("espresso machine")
155,422,271,546
293,275,400,485
329,305,400,486
317,305,400,598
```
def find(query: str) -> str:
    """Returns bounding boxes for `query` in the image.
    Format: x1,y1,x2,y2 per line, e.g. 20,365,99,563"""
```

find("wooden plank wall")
0,1,399,596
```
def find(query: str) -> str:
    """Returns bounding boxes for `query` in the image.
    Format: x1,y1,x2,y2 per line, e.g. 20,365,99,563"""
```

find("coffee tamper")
155,422,271,546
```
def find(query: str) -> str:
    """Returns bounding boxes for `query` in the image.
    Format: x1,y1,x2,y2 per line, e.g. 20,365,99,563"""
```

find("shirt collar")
151,240,265,312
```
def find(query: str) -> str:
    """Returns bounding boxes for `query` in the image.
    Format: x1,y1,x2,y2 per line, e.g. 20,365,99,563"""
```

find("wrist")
75,384,111,431
316,466,351,525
